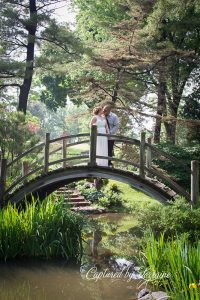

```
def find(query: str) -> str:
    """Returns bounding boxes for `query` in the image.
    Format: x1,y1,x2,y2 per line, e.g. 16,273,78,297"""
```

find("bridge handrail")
0,127,199,206
6,134,190,174
98,133,191,172
147,144,191,172
6,133,139,169
6,151,191,201
4,155,90,195
7,142,45,168
49,133,89,144
29,139,90,169
5,165,44,195
48,155,89,167
96,155,190,200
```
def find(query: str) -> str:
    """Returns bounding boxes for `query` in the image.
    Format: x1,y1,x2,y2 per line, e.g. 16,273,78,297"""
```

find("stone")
152,291,168,300
138,288,150,298
139,294,153,300
138,290,168,300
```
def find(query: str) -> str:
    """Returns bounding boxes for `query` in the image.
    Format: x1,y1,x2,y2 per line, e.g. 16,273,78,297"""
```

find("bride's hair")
93,107,102,115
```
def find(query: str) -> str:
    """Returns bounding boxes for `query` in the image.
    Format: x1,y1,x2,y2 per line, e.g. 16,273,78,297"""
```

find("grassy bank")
0,197,84,261
106,180,159,210
76,179,158,212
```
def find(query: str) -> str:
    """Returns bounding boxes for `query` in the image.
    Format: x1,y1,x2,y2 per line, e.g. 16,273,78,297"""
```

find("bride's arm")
90,116,97,127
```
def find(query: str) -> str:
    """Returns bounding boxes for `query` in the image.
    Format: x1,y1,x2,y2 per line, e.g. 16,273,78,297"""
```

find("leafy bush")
137,198,200,241
76,180,123,208
76,182,105,203
106,182,122,193
98,197,110,207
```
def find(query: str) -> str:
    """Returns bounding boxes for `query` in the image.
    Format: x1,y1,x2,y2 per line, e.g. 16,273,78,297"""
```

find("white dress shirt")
106,112,119,137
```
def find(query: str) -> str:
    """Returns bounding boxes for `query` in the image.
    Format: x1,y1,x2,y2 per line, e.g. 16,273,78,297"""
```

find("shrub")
137,198,200,241
76,180,123,208
76,183,105,203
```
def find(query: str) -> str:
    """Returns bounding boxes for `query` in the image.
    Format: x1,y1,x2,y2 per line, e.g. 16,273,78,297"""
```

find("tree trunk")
164,101,179,144
18,0,37,114
112,68,121,103
153,68,166,143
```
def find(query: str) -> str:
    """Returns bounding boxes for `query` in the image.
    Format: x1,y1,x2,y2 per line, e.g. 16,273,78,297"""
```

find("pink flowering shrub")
27,121,40,134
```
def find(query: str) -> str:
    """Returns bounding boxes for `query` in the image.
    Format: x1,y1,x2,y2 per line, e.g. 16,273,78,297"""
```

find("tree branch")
0,83,21,90
36,0,64,12
36,36,77,55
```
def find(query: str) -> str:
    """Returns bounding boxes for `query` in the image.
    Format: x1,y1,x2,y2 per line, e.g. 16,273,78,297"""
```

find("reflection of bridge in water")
0,125,199,207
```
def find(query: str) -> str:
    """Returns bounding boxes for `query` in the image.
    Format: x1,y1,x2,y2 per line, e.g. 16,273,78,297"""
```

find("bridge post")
44,133,50,174
191,160,199,207
146,137,152,178
140,131,146,178
88,125,97,167
22,161,29,183
0,158,7,205
62,137,67,168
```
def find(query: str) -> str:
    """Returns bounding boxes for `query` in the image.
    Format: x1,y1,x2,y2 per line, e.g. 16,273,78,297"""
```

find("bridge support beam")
191,160,199,207
88,125,97,167
146,137,152,178
140,131,146,178
0,158,7,205
44,133,50,174
62,137,67,168
22,161,29,183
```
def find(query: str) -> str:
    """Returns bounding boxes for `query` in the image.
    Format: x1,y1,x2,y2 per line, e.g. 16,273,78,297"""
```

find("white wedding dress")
95,116,108,166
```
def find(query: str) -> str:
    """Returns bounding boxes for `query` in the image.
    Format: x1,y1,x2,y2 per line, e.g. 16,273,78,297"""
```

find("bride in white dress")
90,107,109,166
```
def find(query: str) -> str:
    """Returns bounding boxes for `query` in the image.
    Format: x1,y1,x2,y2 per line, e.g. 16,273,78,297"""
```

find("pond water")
0,213,143,300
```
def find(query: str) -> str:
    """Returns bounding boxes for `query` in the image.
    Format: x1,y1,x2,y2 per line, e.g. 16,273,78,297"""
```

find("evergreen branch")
118,106,200,126
0,75,17,78
11,1,29,9
0,83,21,90
36,36,77,55
36,0,64,12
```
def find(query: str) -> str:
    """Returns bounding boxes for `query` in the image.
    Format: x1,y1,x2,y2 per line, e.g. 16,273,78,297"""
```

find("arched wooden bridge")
0,125,199,207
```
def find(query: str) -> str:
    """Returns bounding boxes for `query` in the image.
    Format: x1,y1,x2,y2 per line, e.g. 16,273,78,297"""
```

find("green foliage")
40,75,68,111
137,198,200,241
0,196,84,261
100,182,123,208
76,180,123,208
76,181,105,203
0,2,85,110
72,0,130,41
0,104,40,159
181,95,200,143
153,143,200,189
139,233,200,299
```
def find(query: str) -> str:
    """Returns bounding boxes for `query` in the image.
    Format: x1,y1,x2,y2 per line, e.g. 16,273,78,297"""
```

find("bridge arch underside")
7,166,175,205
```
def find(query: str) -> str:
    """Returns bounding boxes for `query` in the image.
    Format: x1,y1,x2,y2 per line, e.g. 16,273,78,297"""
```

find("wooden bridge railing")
0,125,199,206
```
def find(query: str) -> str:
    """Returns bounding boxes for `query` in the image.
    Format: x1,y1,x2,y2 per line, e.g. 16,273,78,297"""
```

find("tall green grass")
0,196,84,261
139,233,200,299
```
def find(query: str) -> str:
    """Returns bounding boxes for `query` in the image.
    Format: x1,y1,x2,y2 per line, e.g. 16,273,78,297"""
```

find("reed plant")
0,196,84,261
139,232,200,299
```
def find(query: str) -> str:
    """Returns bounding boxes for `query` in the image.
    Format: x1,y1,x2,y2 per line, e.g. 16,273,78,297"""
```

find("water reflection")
90,228,102,257
0,259,139,300
0,213,142,300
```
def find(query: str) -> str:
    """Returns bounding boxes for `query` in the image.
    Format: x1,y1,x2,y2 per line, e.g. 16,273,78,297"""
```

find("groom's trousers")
108,140,115,166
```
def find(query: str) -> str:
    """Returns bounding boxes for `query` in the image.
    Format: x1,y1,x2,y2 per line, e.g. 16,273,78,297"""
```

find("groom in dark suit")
103,104,119,167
